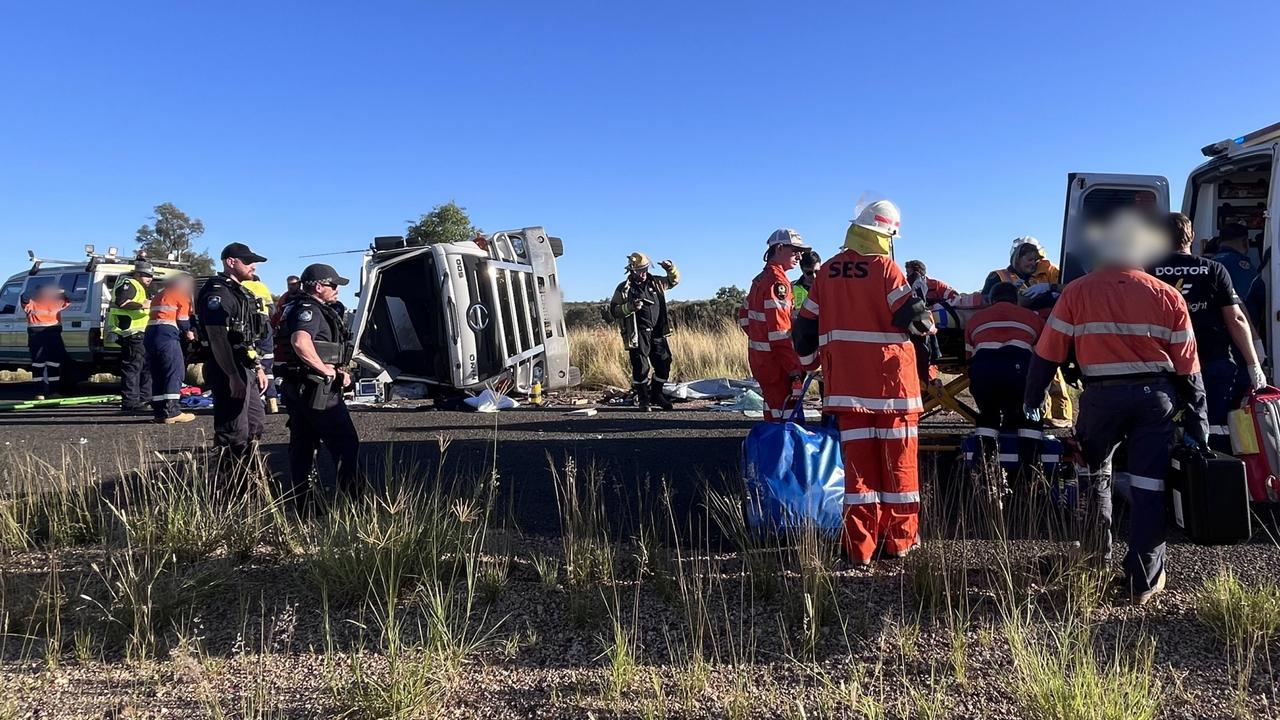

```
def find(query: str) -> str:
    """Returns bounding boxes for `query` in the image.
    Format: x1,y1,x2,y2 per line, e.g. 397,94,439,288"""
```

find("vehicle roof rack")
25,246,192,276
1201,121,1280,158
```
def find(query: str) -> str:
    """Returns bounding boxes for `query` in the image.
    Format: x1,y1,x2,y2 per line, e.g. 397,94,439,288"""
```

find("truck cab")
1059,121,1279,378
350,226,580,395
0,248,185,373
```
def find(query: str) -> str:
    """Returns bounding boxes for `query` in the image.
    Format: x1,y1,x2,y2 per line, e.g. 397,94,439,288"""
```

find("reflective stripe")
762,299,787,310
974,427,999,438
1125,472,1165,492
840,426,919,442
844,492,879,505
44,361,60,368
1063,321,1189,342
151,319,179,327
767,408,784,419
1047,316,1075,336
1081,360,1175,377
1017,428,1045,440
748,341,773,352
151,393,182,401
738,317,750,327
44,375,59,382
971,320,1038,336
880,491,920,504
886,284,913,306
1209,425,1231,436
798,352,816,366
968,452,1060,463
747,310,767,322
802,298,819,314
150,304,178,313
260,353,275,360
969,340,1032,353
30,362,45,368
653,376,669,383
819,329,910,345
767,330,790,342
826,395,923,411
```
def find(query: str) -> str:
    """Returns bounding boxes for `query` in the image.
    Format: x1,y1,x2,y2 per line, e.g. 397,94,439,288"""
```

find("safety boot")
160,412,197,425
635,386,651,412
1131,570,1167,607
650,380,673,411
266,397,279,414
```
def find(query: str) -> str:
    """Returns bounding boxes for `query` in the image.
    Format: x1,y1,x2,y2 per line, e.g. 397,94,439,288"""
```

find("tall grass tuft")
1195,568,1280,649
569,320,749,388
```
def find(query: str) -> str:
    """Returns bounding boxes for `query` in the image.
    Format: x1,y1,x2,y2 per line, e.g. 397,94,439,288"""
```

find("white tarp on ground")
662,378,760,400
464,388,520,413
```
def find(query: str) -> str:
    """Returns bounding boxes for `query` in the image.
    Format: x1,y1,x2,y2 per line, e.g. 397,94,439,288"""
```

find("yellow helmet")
625,252,651,272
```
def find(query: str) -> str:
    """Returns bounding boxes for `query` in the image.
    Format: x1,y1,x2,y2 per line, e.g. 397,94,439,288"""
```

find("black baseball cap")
301,263,350,286
220,242,267,264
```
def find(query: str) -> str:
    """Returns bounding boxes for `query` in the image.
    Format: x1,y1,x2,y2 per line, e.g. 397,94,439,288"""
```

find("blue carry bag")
741,377,845,532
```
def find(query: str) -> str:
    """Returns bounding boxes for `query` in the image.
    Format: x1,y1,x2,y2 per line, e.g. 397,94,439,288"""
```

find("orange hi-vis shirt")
923,277,959,305
741,264,802,373
1034,267,1199,378
964,302,1044,359
147,287,192,329
23,296,68,327
798,249,921,413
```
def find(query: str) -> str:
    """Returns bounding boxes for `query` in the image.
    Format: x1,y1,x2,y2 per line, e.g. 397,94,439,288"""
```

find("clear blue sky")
2,2,1278,302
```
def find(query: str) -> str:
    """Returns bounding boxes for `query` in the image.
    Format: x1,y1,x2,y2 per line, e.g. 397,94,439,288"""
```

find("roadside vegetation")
570,320,750,389
0,439,1277,718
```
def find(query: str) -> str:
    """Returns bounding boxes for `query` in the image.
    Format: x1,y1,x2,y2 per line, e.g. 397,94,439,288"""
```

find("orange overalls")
23,294,71,395
144,286,192,419
740,264,804,420
798,250,921,562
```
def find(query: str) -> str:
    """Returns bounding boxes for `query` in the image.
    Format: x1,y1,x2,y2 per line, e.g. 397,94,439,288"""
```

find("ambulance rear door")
1059,173,1170,285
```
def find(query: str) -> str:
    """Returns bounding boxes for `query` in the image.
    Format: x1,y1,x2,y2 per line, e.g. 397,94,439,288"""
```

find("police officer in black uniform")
1147,212,1265,450
196,243,269,456
275,263,360,505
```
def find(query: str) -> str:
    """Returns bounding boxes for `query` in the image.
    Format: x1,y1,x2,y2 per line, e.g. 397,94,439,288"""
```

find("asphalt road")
0,381,769,537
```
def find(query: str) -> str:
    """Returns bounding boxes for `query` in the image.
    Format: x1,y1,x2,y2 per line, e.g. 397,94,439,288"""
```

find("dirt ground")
0,382,1277,718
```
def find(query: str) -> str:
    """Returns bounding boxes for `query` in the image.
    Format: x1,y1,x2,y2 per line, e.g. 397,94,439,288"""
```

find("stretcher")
0,394,122,412
920,299,980,424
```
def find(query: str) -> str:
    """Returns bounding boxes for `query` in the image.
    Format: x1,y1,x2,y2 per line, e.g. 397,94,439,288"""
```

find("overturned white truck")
350,227,580,396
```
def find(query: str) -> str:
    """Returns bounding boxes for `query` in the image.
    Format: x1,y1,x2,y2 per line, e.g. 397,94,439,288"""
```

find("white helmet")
852,200,901,238
1010,235,1044,264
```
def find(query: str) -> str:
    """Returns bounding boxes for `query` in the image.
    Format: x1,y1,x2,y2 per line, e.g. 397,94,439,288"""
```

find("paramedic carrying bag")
741,376,844,533
1228,386,1280,502
1168,444,1251,545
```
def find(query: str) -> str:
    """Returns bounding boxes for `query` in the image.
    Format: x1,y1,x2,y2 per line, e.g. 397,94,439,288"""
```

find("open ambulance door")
1059,173,1170,285
1267,150,1280,383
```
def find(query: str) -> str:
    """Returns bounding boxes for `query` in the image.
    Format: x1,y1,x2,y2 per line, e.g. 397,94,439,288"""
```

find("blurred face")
1014,251,1039,274
287,278,300,293
314,282,339,303
630,267,648,282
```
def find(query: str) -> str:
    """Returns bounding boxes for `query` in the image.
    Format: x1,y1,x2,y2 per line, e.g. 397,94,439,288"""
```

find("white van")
1060,121,1279,377
350,227,580,394
0,249,184,372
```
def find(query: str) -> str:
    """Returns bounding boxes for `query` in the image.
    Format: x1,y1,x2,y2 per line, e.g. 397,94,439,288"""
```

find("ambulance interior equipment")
1059,121,1278,379
350,227,580,396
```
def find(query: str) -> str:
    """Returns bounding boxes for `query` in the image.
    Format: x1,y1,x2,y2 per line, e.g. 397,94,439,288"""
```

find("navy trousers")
117,334,151,411
1075,380,1174,594
280,376,360,503
969,348,1042,465
27,326,69,396
145,325,186,419
1201,356,1238,453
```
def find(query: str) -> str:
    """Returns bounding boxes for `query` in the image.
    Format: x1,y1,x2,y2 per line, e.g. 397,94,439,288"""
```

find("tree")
406,201,481,246
135,203,213,275
712,285,747,306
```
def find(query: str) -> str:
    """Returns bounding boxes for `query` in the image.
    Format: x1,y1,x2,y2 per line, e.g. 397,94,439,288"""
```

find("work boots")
635,384,651,412
649,380,674,411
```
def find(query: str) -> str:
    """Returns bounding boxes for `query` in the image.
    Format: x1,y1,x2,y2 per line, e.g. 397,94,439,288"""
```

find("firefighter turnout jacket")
741,263,803,419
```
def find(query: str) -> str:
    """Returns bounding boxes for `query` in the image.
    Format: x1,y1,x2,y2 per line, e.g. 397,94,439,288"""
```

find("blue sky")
2,2,1278,302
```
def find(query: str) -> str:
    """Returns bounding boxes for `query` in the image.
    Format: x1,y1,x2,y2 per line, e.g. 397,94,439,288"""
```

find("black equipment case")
1168,446,1252,545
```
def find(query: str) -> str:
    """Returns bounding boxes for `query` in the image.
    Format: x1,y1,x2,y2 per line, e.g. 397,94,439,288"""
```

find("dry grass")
569,321,749,388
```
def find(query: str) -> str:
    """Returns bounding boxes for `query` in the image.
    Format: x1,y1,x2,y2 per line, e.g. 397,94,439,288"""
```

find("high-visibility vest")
23,297,68,328
147,287,192,328
241,279,273,317
1035,267,1198,378
107,276,150,337
964,302,1043,358
740,264,802,373
798,249,920,413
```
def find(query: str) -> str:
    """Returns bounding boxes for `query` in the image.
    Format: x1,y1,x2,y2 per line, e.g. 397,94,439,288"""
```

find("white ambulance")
1061,121,1279,376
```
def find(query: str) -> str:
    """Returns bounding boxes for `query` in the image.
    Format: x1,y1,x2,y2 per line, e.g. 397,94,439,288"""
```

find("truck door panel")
1060,173,1170,285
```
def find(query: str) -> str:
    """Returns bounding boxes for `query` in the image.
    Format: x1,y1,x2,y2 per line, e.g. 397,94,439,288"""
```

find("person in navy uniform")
275,263,360,506
196,243,269,457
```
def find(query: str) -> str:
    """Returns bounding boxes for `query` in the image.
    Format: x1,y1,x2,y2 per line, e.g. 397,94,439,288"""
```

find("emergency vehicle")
1060,121,1279,377
350,226,580,394
0,247,185,372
